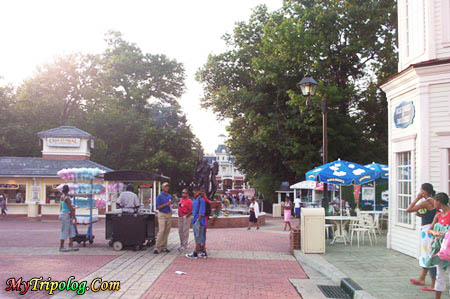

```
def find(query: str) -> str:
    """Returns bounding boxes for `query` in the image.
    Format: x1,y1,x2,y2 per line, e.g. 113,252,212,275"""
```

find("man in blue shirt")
186,186,206,259
154,182,172,254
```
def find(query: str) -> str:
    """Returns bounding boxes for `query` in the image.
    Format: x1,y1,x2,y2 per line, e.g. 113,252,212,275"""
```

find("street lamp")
298,74,329,212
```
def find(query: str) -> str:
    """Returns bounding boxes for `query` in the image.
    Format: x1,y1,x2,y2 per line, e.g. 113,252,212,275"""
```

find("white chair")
345,208,351,216
350,217,373,247
374,213,382,235
325,223,335,239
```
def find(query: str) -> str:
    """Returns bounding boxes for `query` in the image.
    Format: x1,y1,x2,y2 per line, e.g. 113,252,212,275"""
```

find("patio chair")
325,223,335,239
350,216,375,247
374,213,382,235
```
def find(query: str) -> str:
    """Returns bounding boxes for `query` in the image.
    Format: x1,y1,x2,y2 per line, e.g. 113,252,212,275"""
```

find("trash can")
27,202,39,218
272,204,281,217
301,208,325,254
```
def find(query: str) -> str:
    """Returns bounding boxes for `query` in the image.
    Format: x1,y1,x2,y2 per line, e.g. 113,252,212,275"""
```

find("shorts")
249,211,258,223
295,207,300,215
59,213,76,240
193,220,206,244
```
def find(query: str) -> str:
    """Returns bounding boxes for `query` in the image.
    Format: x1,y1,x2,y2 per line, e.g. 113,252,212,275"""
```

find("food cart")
290,181,338,208
98,170,170,251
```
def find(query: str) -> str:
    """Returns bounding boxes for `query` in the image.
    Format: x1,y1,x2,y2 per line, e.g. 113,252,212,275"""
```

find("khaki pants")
156,212,172,250
178,215,191,248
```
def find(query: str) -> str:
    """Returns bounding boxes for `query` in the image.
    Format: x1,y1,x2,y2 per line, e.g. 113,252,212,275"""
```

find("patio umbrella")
306,159,377,215
364,162,389,214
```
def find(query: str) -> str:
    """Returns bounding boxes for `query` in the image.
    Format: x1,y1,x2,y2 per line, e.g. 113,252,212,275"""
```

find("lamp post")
297,74,329,213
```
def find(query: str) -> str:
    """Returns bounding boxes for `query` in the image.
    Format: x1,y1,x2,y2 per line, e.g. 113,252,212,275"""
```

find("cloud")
313,168,322,173
352,169,366,175
333,171,346,177
348,164,355,169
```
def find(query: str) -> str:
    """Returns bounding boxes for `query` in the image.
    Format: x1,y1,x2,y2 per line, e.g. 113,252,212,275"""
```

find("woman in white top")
247,198,260,230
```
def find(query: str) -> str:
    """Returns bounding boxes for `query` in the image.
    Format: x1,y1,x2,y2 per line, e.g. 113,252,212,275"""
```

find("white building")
205,135,249,192
381,0,450,257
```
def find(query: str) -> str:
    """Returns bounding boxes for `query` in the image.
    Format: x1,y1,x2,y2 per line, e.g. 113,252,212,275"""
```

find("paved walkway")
0,216,333,298
321,234,450,298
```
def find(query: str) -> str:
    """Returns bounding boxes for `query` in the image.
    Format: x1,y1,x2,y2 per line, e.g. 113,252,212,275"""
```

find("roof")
0,157,112,177
277,181,293,192
215,144,229,154
99,170,170,182
382,58,450,85
204,156,217,164
37,126,93,139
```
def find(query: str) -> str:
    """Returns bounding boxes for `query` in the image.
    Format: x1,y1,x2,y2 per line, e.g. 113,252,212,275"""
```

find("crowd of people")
406,183,450,299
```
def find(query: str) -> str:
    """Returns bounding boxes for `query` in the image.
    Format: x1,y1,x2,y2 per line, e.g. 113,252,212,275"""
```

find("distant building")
0,126,112,217
204,135,249,192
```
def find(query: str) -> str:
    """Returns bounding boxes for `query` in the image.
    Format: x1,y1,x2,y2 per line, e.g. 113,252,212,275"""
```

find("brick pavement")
1,217,320,299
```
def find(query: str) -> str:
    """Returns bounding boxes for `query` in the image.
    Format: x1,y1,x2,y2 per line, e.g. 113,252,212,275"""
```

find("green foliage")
0,32,198,192
197,1,397,202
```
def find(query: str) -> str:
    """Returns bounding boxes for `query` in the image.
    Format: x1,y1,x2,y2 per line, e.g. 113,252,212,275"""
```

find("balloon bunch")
57,168,105,180
95,199,106,209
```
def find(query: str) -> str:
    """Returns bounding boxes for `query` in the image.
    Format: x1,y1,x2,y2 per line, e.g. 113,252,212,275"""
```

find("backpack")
204,198,211,217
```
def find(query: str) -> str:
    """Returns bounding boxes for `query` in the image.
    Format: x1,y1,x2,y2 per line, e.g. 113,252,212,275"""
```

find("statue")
208,161,219,200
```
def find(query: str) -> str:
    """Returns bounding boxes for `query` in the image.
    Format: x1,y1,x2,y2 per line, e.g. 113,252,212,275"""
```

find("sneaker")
162,248,170,253
153,249,159,254
178,246,186,252
68,246,79,251
59,247,70,252
247,227,250,230
185,253,197,259
256,227,260,230
200,252,208,259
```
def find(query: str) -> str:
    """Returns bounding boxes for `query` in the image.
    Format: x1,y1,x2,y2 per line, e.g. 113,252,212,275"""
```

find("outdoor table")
360,210,388,216
325,216,359,245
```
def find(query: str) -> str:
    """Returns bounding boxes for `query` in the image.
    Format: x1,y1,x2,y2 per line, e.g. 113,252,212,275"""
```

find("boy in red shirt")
178,189,193,252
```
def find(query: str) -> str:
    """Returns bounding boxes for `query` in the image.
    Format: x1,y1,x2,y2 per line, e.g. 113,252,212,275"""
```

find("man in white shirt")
293,197,301,218
117,184,140,213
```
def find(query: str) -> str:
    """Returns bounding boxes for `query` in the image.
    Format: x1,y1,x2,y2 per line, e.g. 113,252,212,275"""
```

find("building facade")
204,136,249,192
381,0,450,257
0,126,112,218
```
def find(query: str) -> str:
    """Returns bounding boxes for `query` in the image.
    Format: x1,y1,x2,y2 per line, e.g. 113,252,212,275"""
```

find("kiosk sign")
47,137,81,148
394,101,415,128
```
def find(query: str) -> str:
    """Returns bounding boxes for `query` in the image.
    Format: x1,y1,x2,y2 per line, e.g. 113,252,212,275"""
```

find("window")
2,185,26,204
397,152,412,225
46,185,63,204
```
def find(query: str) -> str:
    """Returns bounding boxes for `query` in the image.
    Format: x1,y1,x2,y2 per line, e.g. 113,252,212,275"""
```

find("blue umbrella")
306,159,377,186
364,162,388,180
364,162,389,213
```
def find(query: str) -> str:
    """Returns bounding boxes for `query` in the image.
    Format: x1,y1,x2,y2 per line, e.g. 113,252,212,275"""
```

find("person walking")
186,186,206,259
247,197,260,230
425,193,450,299
283,197,292,231
58,185,79,252
406,183,437,291
154,182,172,254
177,189,192,252
0,195,7,216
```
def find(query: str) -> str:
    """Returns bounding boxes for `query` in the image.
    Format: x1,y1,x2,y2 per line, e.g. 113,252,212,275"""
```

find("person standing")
406,183,437,291
116,184,140,213
154,182,172,254
294,196,301,218
283,197,292,231
247,197,260,230
199,188,210,258
59,185,79,252
177,189,192,252
425,193,450,298
186,186,206,259
0,195,7,216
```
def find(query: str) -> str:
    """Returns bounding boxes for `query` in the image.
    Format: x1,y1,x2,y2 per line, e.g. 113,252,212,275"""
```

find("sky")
0,0,282,154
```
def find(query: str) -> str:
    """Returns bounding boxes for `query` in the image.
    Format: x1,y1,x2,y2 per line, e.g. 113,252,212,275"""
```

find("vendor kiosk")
290,181,337,208
99,170,170,251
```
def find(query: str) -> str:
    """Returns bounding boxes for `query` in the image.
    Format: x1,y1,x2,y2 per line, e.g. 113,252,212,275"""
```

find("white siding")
390,223,420,257
435,0,450,58
429,83,450,190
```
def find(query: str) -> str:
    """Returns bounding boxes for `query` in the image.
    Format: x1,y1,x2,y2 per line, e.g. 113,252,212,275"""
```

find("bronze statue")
194,156,219,201
208,161,219,200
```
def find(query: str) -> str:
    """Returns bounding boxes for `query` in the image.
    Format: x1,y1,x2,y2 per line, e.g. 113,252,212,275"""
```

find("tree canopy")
0,31,199,191
196,0,397,202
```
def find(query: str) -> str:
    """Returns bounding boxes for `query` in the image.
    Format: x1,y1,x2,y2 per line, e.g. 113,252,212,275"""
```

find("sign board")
362,186,375,206
394,101,415,128
0,184,19,190
381,190,389,202
31,186,40,202
47,137,81,148
354,185,361,200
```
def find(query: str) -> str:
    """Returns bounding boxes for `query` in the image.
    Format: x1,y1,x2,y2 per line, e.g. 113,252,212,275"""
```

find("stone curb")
293,250,376,299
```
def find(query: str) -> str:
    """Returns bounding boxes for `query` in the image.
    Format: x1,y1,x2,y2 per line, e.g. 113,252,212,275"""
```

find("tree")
197,1,397,202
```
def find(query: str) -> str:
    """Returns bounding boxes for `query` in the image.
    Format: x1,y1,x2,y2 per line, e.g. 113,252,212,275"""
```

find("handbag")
439,231,450,261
